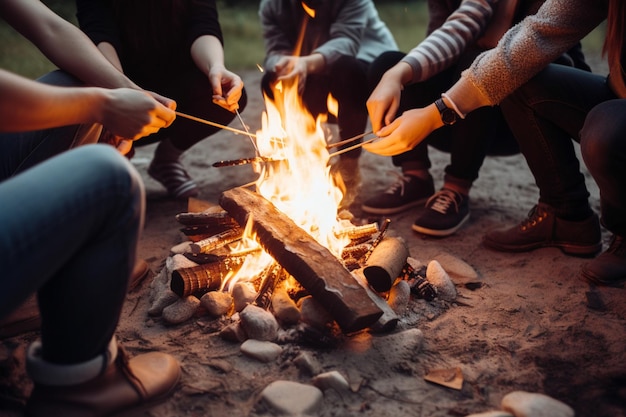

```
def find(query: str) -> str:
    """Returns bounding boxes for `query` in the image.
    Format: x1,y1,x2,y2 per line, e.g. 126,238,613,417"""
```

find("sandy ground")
2,67,625,417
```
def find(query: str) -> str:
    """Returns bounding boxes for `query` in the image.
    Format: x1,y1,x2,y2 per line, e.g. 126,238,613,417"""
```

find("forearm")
0,70,105,132
96,42,124,73
190,35,226,77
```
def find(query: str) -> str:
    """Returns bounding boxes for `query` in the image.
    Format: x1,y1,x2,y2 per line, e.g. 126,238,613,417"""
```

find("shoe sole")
412,213,470,237
361,197,429,215
482,238,602,258
580,269,626,287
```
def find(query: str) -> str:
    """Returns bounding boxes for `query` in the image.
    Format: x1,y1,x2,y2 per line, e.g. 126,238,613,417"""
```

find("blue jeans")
500,64,617,221
0,144,144,364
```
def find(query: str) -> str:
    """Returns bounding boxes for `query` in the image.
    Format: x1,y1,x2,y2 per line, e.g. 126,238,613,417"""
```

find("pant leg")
500,64,615,218
0,71,103,181
580,99,626,236
0,144,144,364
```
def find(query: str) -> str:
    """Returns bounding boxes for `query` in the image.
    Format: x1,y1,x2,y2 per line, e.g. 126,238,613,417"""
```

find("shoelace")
606,234,626,256
383,171,412,196
426,189,459,215
519,205,548,230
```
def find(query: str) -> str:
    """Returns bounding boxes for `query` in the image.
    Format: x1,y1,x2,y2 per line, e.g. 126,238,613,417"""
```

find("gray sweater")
449,0,613,113
259,0,397,73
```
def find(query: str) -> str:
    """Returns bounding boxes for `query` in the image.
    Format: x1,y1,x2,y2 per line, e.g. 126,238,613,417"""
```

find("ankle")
153,138,184,163
401,168,431,182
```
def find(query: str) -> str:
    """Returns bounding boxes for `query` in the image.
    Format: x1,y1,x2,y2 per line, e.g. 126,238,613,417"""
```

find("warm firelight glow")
221,78,352,291
302,1,316,18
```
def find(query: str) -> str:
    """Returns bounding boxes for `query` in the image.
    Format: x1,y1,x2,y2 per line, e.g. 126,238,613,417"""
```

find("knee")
580,100,626,173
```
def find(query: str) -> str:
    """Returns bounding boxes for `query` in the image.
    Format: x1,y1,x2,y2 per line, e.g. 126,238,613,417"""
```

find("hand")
364,104,443,156
274,56,308,95
208,65,244,112
367,74,404,133
100,88,176,140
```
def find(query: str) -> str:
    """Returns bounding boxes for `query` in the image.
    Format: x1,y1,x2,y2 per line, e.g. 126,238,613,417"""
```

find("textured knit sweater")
448,0,615,113
259,0,398,73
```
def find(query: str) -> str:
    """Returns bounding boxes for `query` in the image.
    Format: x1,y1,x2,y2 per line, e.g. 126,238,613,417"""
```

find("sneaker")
361,173,434,215
483,203,602,257
581,234,626,286
412,188,470,236
148,159,199,199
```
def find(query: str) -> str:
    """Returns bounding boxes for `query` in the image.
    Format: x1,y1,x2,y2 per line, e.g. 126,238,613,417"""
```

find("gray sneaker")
361,173,434,215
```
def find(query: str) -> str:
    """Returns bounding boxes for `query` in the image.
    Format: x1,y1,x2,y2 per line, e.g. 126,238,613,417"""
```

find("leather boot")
483,203,602,257
582,234,626,286
25,337,180,417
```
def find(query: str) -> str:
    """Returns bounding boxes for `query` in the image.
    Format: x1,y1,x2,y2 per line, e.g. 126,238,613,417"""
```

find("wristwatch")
434,98,458,126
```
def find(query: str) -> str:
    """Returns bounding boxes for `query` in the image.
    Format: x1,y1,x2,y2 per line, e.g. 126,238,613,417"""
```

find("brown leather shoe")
25,341,180,417
483,204,602,257
582,234,626,286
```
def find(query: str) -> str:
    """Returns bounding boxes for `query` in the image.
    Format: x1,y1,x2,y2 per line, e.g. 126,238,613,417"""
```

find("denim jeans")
500,64,616,221
580,99,626,236
0,144,144,364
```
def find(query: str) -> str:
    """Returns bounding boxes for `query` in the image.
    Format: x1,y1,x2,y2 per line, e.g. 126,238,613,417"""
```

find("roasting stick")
175,111,257,138
328,137,378,158
326,130,374,149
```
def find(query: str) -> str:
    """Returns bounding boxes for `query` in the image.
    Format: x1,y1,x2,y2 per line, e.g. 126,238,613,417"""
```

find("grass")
0,0,605,79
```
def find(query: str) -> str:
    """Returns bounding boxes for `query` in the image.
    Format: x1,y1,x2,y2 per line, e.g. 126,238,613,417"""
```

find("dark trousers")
500,64,619,224
368,50,518,189
261,55,370,159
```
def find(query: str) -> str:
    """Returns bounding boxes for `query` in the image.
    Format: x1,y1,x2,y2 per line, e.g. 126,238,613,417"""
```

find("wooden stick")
328,137,377,158
326,131,374,149
175,111,257,138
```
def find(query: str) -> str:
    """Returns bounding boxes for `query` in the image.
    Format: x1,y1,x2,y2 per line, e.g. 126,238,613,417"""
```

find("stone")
200,291,233,317
312,370,350,392
426,260,457,301
240,339,282,362
162,296,200,324
298,296,334,329
293,352,322,376
260,380,323,416
387,279,411,315
271,287,301,325
432,252,479,283
239,304,279,341
232,281,257,312
501,391,574,417
148,289,180,317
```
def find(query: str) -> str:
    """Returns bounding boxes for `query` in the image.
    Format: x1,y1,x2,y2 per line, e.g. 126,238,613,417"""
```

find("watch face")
442,108,457,125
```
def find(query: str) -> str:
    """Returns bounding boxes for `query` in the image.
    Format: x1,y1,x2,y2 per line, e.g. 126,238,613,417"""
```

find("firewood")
189,227,244,254
219,187,383,333
254,262,286,309
170,255,246,297
176,210,238,227
363,237,410,292
335,223,379,240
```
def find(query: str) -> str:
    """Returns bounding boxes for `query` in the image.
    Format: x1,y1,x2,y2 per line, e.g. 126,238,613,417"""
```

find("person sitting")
259,0,398,207
362,0,590,237
363,0,625,285
76,0,248,199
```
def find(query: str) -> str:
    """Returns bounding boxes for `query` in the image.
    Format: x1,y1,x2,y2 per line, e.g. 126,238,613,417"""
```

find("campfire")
148,78,450,341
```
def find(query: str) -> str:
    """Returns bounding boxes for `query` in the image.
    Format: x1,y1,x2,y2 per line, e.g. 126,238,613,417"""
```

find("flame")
223,77,352,289
301,1,316,18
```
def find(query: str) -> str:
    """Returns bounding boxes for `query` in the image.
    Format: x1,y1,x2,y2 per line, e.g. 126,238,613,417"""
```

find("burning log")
175,210,238,227
253,262,286,309
189,227,244,254
170,254,247,297
335,223,379,241
399,262,437,301
363,237,410,293
219,187,383,333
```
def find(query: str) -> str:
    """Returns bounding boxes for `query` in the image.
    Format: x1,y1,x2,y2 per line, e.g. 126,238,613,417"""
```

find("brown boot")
25,338,180,417
582,234,626,286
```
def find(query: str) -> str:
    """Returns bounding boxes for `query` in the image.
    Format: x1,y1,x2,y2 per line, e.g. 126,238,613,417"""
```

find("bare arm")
0,69,175,140
0,0,137,89
190,34,243,111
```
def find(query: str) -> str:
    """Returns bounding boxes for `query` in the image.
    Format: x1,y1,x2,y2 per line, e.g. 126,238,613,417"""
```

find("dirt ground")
2,66,626,417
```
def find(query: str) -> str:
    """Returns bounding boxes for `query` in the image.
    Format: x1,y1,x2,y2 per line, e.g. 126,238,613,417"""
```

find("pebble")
232,281,257,312
432,252,479,283
501,391,574,417
162,296,200,324
260,380,323,416
293,352,322,376
200,291,233,316
239,304,279,341
312,370,350,392
148,289,179,317
240,339,282,362
426,260,457,301
298,296,334,329
271,287,301,325
387,279,411,315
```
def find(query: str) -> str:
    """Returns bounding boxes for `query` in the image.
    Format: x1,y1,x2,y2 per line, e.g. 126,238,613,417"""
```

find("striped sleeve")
402,0,497,84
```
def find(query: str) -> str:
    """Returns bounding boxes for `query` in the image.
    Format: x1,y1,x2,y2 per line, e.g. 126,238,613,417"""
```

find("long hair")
603,0,625,70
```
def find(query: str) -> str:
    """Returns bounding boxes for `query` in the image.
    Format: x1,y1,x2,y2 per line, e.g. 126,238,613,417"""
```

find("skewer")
328,137,378,158
175,111,257,138
212,156,279,168
326,130,374,149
